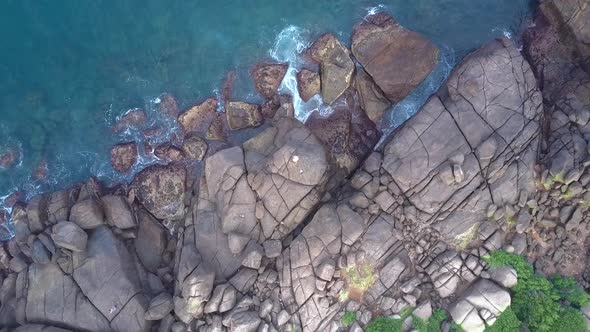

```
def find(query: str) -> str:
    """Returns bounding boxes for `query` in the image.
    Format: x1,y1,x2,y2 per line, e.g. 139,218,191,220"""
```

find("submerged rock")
251,63,288,99
111,108,147,133
158,93,180,118
351,12,438,103
110,142,138,173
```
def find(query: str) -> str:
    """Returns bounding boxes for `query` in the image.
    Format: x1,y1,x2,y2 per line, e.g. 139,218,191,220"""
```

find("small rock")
228,311,261,332
251,63,288,99
277,310,290,326
70,198,104,230
453,164,464,183
296,69,321,102
263,240,282,258
317,259,336,281
182,135,208,161
226,101,263,130
242,246,263,269
102,195,136,229
51,221,87,252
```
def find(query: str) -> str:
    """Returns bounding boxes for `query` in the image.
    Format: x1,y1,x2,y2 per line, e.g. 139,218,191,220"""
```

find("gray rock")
414,301,432,321
135,210,167,272
51,221,88,252
70,198,104,229
110,293,151,332
230,268,258,293
263,240,282,258
228,311,261,332
277,309,291,326
317,259,336,281
145,292,173,320
242,245,263,269
102,195,136,229
489,266,518,288
31,239,51,264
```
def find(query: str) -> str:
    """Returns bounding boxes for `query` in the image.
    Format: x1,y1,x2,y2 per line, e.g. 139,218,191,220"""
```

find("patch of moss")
343,264,376,291
342,311,357,327
454,223,480,251
366,317,403,332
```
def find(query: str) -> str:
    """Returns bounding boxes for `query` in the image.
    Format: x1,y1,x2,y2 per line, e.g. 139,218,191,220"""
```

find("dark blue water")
0,1,534,223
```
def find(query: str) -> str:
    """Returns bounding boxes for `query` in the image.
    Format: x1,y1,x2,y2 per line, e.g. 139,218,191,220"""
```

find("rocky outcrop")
225,101,263,130
296,69,321,102
351,13,438,103
178,98,218,137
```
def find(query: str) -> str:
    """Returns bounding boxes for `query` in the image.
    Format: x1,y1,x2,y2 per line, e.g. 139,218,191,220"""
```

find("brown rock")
308,33,355,104
178,98,218,137
157,94,179,118
133,164,187,220
110,142,138,173
182,135,208,161
0,149,20,169
251,63,288,99
225,101,263,130
261,95,281,119
154,143,185,162
296,69,321,102
112,109,147,133
351,13,438,103
206,113,228,141
354,68,391,124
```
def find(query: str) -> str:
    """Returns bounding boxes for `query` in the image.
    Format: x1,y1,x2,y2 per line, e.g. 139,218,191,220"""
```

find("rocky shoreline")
1,1,590,331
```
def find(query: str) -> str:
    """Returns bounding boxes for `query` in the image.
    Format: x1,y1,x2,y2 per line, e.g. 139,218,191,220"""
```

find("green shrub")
484,306,521,332
413,308,448,332
342,311,357,328
551,275,590,308
551,306,588,332
484,250,590,332
365,316,402,332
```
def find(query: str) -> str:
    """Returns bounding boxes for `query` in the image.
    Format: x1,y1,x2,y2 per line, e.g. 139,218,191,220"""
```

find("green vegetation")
484,250,590,332
342,311,357,327
366,317,403,332
484,307,521,332
413,308,448,332
343,264,376,291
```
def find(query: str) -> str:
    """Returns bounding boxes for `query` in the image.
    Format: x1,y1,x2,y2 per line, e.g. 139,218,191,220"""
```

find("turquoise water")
0,1,534,220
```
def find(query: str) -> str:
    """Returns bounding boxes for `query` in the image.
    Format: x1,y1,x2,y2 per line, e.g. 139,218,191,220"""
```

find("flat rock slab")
133,163,187,221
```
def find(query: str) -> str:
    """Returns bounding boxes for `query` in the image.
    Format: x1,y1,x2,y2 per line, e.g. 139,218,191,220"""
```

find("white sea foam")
269,25,329,122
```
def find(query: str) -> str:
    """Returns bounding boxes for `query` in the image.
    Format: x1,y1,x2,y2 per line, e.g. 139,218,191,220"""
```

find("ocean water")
0,0,534,236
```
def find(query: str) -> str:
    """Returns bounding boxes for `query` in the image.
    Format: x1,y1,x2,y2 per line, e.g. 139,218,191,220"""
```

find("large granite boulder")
382,39,542,244
308,34,355,104
25,263,110,331
133,163,187,221
73,227,149,331
351,13,438,103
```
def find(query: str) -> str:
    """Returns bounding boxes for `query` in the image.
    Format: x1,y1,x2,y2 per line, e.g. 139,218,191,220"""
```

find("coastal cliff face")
1,1,590,332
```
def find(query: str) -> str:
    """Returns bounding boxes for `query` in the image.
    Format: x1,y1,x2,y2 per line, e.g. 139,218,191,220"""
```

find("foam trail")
270,26,328,121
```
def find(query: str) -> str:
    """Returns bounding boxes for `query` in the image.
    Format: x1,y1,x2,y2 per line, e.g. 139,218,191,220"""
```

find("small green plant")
484,307,521,332
338,289,349,302
551,306,588,332
342,311,357,327
343,264,376,291
450,321,464,332
366,316,403,332
550,275,590,307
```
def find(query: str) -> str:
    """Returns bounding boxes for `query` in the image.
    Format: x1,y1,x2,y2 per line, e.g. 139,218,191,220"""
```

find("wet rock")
178,98,218,137
296,69,321,102
110,142,138,173
112,109,147,133
308,33,355,104
70,198,104,229
154,143,185,162
182,135,208,161
51,221,87,252
102,195,136,229
133,163,187,220
145,292,173,320
225,101,263,130
135,209,167,272
0,148,20,169
251,63,288,99
351,13,438,103
158,93,180,118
